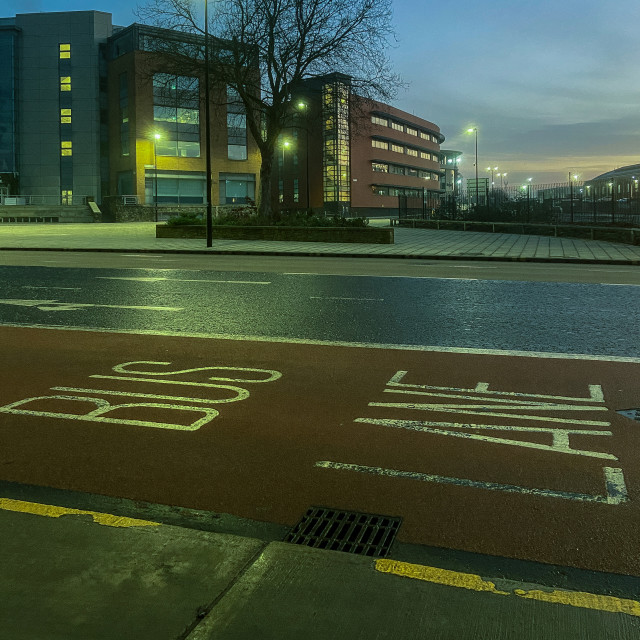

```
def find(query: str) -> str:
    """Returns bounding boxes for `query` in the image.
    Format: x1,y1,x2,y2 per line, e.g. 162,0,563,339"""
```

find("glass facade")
227,86,247,160
219,172,255,204
322,77,350,211
153,73,200,157
0,28,17,174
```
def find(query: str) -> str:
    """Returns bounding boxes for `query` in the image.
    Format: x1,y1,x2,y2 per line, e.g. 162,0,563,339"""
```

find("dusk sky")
5,0,640,186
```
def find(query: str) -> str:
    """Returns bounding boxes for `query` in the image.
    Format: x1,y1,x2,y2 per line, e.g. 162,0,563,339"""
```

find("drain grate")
617,408,640,422
284,506,402,557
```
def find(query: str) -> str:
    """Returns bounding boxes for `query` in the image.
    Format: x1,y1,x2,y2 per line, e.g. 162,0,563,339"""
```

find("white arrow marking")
0,299,183,312
98,277,270,285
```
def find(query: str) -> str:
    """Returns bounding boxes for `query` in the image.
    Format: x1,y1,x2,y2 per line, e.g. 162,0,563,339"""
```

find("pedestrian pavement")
1,502,638,639
1,221,640,263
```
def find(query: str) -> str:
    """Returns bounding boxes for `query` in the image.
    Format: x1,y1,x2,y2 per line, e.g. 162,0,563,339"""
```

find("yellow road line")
375,559,640,618
0,498,160,528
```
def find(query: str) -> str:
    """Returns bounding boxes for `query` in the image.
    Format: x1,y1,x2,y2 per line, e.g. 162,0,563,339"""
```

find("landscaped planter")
156,224,394,244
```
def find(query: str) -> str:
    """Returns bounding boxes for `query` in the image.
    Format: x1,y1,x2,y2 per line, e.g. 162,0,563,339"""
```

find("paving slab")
1,222,639,263
187,542,640,640
0,507,264,640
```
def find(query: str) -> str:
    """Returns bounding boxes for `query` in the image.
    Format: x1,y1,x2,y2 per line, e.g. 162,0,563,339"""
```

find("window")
61,141,72,156
219,172,256,205
372,162,388,172
61,190,72,204
407,168,418,177
60,108,71,124
374,186,389,196
420,151,430,160
391,143,404,153
406,148,418,157
419,131,430,140
406,127,417,136
389,165,405,175
153,73,200,157
227,85,248,160
60,76,71,91
372,139,388,150
371,115,387,126
391,121,403,132
59,44,70,59
293,178,299,203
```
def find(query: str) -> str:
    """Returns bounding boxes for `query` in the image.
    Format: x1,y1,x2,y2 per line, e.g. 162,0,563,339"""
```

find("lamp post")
467,128,478,207
204,0,213,247
297,101,310,210
153,133,161,222
279,139,290,205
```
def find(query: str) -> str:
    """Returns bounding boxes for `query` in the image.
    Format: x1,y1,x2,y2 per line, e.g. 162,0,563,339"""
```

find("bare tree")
136,0,399,218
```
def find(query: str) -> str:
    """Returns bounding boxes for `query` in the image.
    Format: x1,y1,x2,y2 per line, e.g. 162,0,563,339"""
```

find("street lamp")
486,166,498,186
153,133,161,222
204,0,213,247
467,127,478,207
297,101,310,210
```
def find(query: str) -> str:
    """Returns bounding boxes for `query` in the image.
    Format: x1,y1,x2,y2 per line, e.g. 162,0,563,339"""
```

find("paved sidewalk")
1,221,640,263
2,503,638,639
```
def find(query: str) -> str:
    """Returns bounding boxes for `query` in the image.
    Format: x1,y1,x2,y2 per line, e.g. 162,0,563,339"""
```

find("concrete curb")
1,245,639,265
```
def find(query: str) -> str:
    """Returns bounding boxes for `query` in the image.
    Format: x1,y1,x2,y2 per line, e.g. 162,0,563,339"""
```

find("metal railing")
0,195,89,206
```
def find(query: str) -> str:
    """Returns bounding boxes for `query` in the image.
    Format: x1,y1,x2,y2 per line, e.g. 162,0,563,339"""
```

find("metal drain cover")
617,409,640,422
284,507,402,557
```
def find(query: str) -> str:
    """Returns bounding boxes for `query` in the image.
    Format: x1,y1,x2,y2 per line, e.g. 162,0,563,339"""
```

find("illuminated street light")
153,132,161,222
467,127,478,206
297,101,310,209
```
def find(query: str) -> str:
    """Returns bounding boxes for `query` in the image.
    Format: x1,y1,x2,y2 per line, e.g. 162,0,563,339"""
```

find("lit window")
371,139,388,150
61,190,72,204
406,148,418,157
391,143,404,153
406,127,417,136
371,115,387,126
372,162,388,172
420,151,430,160
419,131,430,140
391,122,403,132
59,43,70,59
60,108,71,124
61,141,72,156
60,76,71,91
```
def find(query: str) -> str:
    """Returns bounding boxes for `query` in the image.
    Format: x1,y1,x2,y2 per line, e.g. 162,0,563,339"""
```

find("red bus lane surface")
1,325,639,576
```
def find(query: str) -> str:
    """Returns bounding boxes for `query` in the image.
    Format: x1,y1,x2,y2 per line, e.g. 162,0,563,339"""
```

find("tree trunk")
258,151,274,220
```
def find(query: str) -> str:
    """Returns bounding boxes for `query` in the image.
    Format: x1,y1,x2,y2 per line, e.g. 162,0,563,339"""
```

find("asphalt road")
0,264,639,356
1,262,640,587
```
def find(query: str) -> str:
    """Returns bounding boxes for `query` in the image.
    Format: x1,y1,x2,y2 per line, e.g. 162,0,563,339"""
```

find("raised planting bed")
156,224,394,244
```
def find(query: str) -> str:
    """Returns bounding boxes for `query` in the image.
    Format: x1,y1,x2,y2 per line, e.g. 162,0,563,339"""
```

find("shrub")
166,212,205,226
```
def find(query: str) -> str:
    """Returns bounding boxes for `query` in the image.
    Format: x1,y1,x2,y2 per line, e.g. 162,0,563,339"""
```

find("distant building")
0,11,259,212
277,73,444,217
583,164,640,202
440,150,463,195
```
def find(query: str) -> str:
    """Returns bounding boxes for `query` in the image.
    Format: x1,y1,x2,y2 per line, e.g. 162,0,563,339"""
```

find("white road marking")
0,394,218,431
1,322,640,363
0,299,183,312
387,373,605,403
315,462,628,504
22,286,81,290
98,276,271,285
310,296,384,301
355,418,616,460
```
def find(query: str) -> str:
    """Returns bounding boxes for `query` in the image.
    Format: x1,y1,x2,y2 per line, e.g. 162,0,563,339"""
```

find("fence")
0,194,89,206
435,182,640,227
